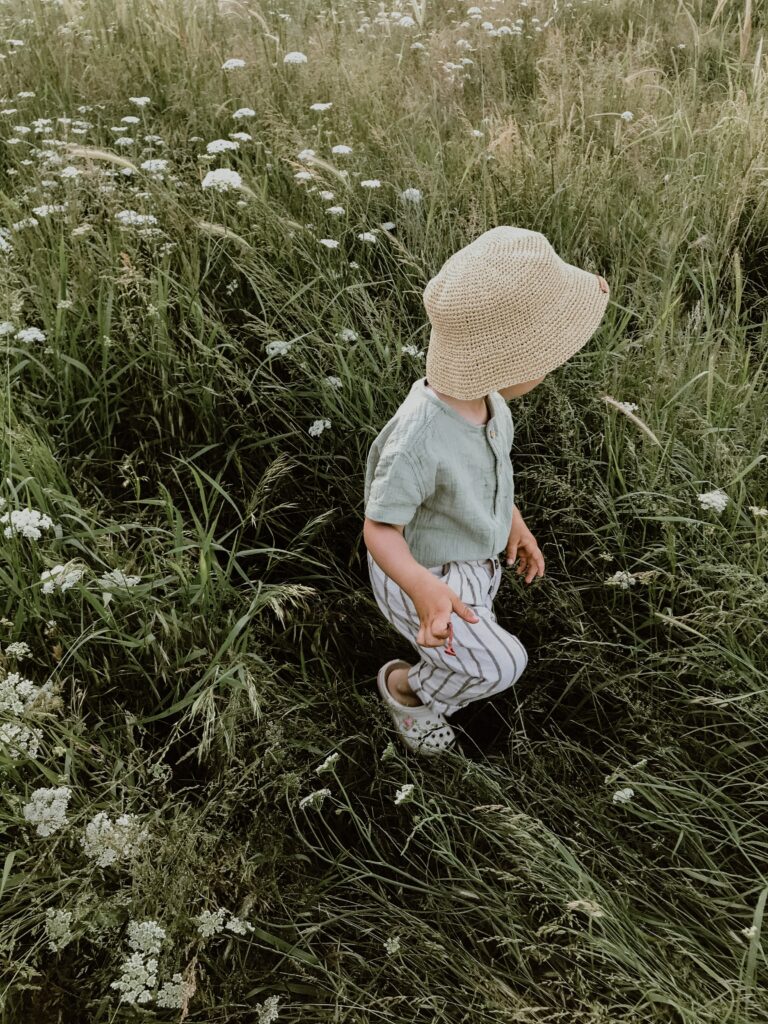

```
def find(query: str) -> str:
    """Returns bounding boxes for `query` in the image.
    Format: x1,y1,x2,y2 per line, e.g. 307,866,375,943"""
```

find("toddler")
363,226,610,757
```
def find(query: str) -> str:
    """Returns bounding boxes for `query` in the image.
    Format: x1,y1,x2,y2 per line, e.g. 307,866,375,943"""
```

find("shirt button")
489,429,496,438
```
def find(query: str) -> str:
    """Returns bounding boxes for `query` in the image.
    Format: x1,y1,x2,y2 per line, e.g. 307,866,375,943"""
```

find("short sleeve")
365,445,428,526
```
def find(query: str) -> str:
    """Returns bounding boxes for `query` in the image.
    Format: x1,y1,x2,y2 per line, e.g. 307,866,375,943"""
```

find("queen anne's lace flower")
1,507,53,540
80,811,150,867
605,570,636,589
115,210,158,227
23,786,72,836
194,906,254,938
156,972,196,1009
698,488,729,513
201,168,242,192
0,671,44,714
41,564,85,594
299,788,331,810
3,640,31,660
101,569,141,590
0,721,43,760
394,783,415,805
612,787,635,804
45,908,74,952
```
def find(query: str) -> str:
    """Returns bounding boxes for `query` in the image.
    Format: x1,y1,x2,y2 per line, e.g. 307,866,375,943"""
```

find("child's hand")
506,512,545,584
410,577,479,649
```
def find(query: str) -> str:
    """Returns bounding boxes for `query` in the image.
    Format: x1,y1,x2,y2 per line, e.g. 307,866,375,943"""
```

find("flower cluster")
0,669,54,760
80,811,150,867
41,562,85,594
23,785,72,836
0,503,55,540
194,906,255,938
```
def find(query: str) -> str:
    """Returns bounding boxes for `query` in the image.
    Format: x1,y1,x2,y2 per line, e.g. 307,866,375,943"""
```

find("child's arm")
363,519,437,601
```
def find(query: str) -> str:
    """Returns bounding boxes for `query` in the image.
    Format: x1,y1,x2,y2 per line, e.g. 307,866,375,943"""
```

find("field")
1,0,768,1019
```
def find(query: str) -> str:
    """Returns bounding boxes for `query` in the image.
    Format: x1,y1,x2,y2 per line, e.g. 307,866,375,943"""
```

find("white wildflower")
23,786,72,836
201,168,242,192
318,238,339,248
256,994,281,1023
394,783,415,805
1,507,54,540
195,908,228,938
316,751,340,774
605,570,636,589
325,375,342,389
14,326,46,344
620,110,634,121
283,51,308,64
101,569,141,590
265,339,293,357
128,96,151,106
616,401,639,414
80,811,150,867
4,640,31,659
310,102,332,111
114,210,158,227
360,179,381,189
45,908,74,952
40,563,85,594
326,205,345,216
32,204,67,217
338,328,358,342
384,935,401,954
331,144,352,155
156,972,196,1009
742,924,757,939
221,57,246,70
750,506,768,518
140,158,168,173
0,721,43,760
127,919,166,957
225,915,255,935
698,488,729,514
206,138,239,154
0,671,43,715
357,231,377,242
308,418,331,437
110,950,158,1004
299,787,331,810
233,107,256,118
612,787,634,804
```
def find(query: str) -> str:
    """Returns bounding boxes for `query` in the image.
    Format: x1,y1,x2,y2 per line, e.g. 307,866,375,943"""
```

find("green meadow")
1,0,768,1018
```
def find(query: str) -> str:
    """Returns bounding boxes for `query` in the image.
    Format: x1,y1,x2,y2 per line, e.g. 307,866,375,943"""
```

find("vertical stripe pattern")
367,551,529,718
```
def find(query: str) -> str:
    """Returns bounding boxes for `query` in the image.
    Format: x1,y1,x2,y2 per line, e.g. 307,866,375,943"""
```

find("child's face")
498,376,547,399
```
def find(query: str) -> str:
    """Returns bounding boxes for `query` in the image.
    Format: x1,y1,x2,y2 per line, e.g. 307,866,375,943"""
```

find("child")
363,226,610,757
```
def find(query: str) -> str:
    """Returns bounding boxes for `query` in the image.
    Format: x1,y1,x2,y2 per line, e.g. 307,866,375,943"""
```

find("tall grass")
1,0,767,1019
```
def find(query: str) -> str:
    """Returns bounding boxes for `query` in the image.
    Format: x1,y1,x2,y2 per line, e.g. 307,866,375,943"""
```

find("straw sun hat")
423,226,610,401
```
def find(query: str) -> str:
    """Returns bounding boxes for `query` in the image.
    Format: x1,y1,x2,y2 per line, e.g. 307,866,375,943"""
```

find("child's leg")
386,663,423,706
367,552,528,718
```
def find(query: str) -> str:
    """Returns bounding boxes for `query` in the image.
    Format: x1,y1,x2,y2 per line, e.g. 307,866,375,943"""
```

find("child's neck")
425,380,490,425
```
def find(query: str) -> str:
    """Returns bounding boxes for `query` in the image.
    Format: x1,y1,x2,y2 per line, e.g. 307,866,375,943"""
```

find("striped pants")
367,551,529,718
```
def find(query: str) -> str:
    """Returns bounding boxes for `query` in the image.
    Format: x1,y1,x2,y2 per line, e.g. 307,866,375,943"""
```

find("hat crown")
423,227,564,331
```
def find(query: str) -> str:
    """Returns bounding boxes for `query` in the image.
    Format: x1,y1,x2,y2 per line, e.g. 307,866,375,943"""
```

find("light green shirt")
364,376,515,568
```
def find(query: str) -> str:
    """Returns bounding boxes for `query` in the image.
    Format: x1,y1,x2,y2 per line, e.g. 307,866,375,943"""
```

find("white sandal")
377,659,457,756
